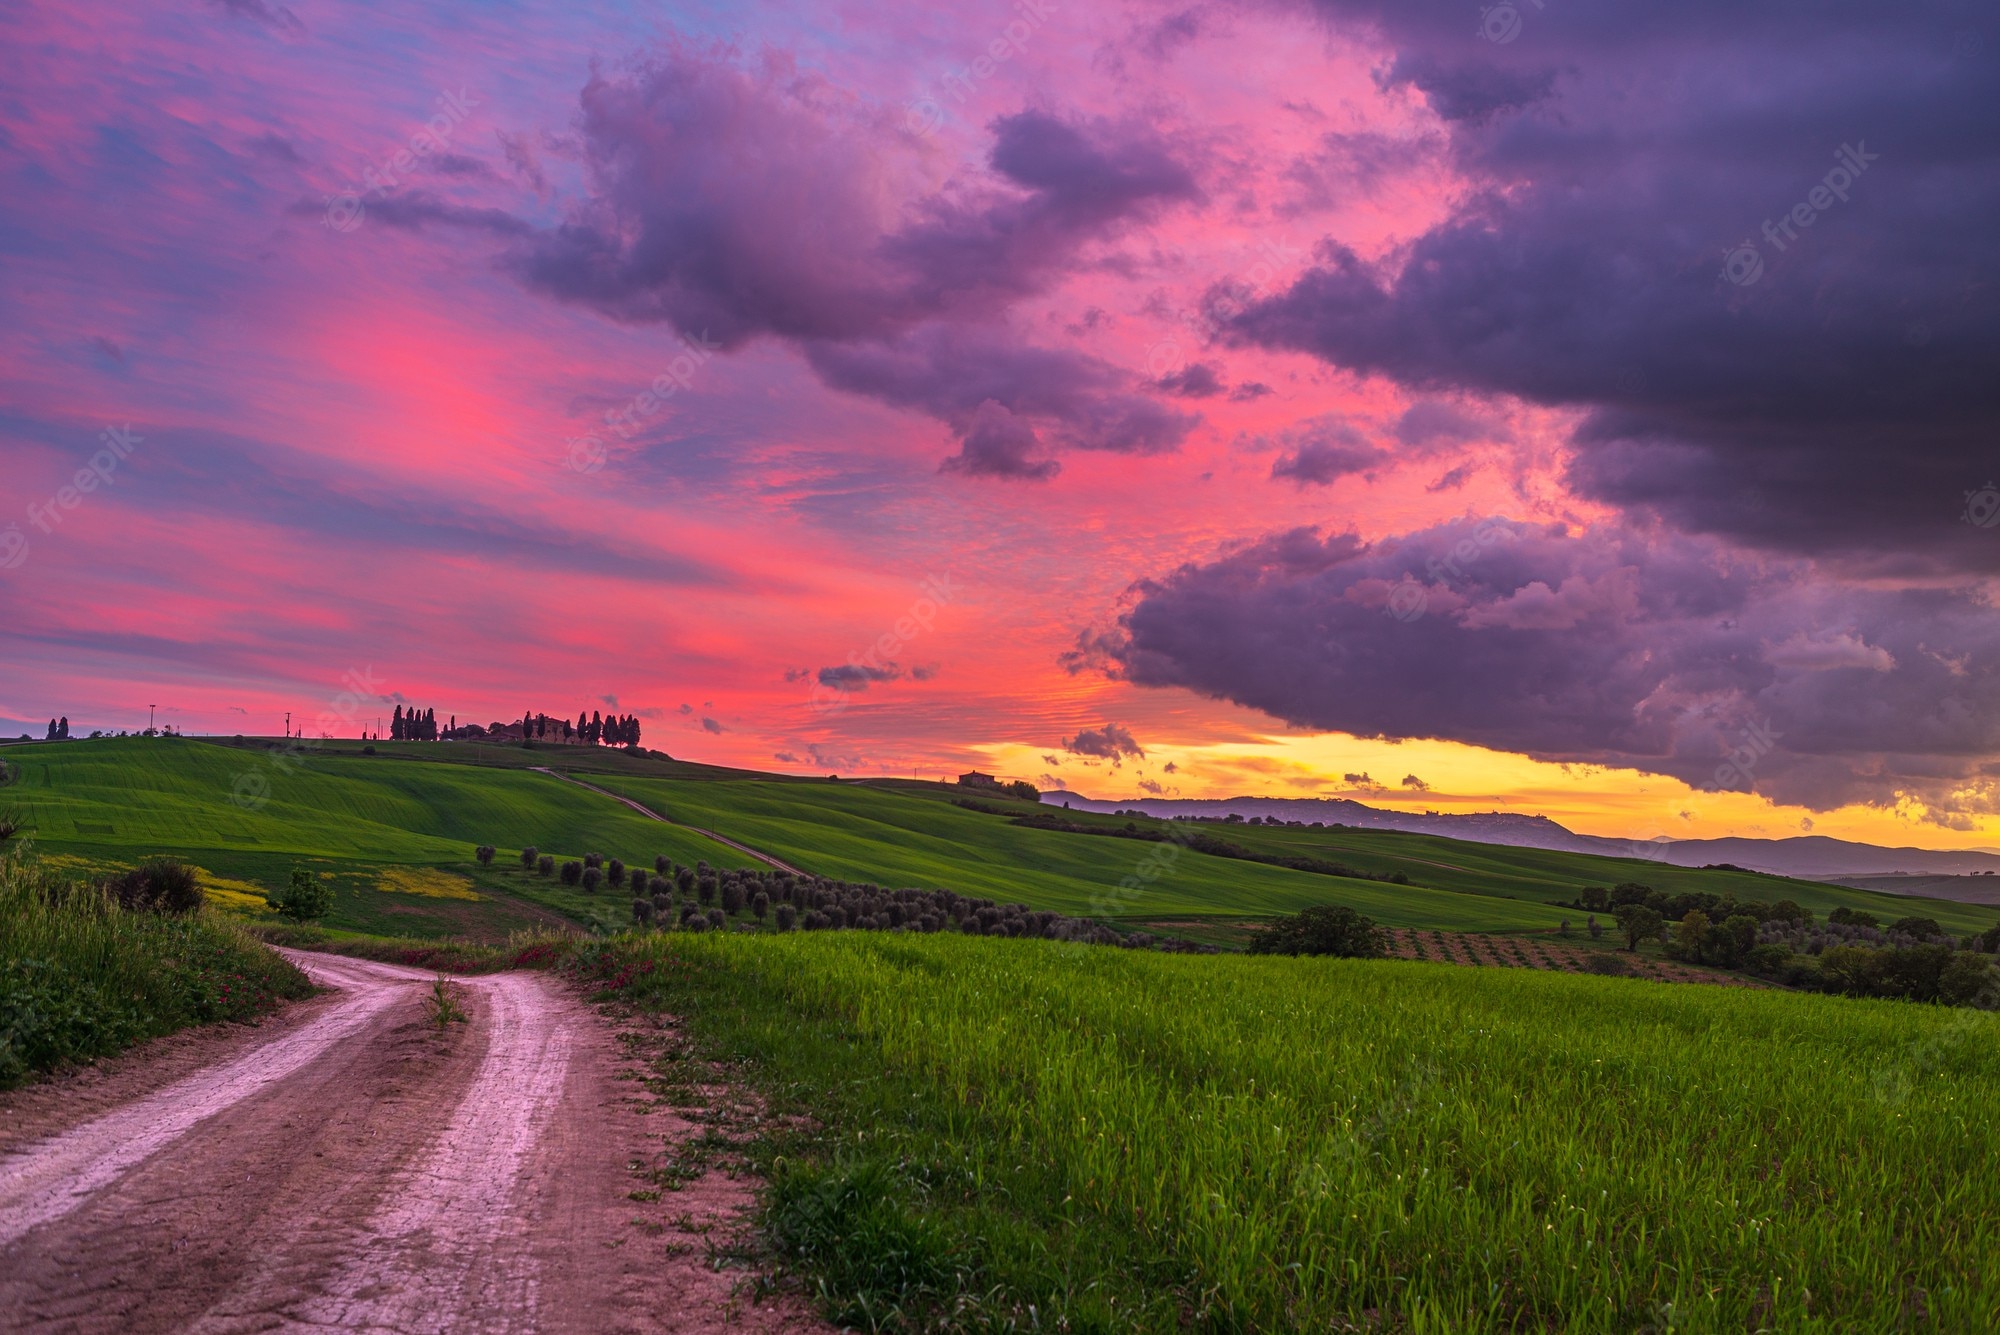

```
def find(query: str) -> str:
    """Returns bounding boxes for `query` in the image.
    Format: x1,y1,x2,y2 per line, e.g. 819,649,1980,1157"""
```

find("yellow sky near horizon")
976,732,2000,852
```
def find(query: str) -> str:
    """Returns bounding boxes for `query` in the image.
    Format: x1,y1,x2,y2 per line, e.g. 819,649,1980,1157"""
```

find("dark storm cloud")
1156,361,1226,398
1226,0,2000,571
817,663,900,689
509,52,1204,475
1063,722,1146,760
1265,417,1383,486
1098,517,2000,813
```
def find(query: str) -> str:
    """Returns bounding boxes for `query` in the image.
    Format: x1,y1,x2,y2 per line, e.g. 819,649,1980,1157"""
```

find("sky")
2,0,1997,850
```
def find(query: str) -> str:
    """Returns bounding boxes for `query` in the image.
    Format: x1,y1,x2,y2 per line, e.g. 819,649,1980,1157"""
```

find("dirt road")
0,952,818,1334
532,769,807,877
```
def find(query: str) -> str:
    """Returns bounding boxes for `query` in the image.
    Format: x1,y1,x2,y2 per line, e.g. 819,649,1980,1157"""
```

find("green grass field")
593,930,2000,1331
4,735,1988,942
0,737,760,938
0,850,312,1085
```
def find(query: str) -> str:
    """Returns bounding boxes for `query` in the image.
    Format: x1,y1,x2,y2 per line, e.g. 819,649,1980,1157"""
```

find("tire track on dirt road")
281,970,572,1331
0,951,822,1334
0,953,421,1251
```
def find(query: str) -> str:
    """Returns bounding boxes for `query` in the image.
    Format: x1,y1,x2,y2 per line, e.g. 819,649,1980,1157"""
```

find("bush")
475,844,496,866
537,855,555,877
632,898,654,925
269,866,333,923
775,903,796,931
1,851,311,1086
655,855,671,875
1940,952,1997,1006
560,860,583,886
1246,905,1386,958
607,859,625,887
1744,943,1791,976
582,867,603,893
1581,953,1634,976
520,846,539,870
107,859,204,915
753,891,770,920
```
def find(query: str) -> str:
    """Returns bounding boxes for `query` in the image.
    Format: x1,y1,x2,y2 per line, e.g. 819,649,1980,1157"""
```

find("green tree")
1613,904,1663,952
272,866,333,923
475,844,495,866
1713,914,1760,968
1246,905,1386,958
1672,910,1711,961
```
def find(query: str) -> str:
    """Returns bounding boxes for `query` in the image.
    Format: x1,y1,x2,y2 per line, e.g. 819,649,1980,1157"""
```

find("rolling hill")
5,736,1992,939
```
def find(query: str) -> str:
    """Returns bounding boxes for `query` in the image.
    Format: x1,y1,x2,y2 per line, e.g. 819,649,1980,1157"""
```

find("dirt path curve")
0,951,819,1334
534,768,808,877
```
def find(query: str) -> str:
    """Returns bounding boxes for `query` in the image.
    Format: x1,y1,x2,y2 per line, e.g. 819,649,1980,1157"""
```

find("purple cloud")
1096,517,2000,813
511,51,1205,476
1227,0,2000,571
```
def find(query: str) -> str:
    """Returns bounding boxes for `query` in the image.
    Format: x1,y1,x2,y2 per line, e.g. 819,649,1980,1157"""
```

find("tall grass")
587,931,2000,1331
0,849,313,1086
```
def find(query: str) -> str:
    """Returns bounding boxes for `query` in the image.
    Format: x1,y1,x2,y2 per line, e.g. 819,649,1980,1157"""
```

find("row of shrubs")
480,845,1213,950
1572,881,1813,923
1590,898,2000,1006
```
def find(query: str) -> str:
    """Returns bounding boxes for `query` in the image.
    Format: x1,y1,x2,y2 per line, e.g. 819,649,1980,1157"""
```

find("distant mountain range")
1040,791,2000,882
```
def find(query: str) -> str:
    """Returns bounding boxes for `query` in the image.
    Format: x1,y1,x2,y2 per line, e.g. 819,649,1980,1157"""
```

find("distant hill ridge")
1039,791,2000,881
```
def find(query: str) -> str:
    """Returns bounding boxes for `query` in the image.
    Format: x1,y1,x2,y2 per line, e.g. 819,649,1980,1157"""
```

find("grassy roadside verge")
245,921,575,973
0,850,314,1088
571,931,2000,1333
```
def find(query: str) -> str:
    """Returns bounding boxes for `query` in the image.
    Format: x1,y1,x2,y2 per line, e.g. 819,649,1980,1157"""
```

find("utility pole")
285,711,291,740
148,704,156,733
